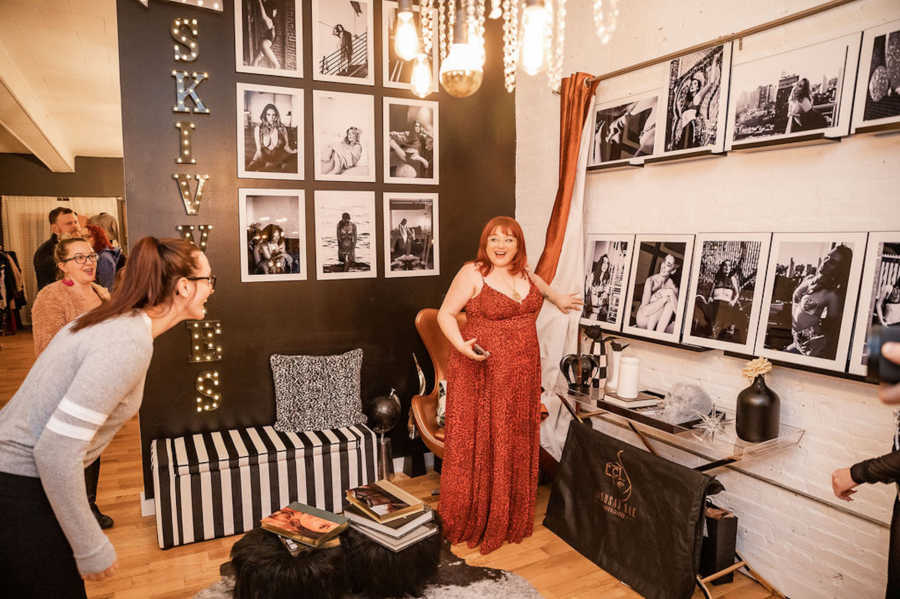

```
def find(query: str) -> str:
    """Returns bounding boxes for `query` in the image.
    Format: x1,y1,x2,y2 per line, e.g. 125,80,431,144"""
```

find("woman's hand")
83,560,119,581
456,338,488,362
831,468,858,501
553,292,584,314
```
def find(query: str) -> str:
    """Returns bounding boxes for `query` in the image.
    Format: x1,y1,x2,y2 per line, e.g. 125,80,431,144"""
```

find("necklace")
499,274,522,302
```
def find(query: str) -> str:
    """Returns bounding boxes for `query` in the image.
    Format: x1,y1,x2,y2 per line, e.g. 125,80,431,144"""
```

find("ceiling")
0,0,122,171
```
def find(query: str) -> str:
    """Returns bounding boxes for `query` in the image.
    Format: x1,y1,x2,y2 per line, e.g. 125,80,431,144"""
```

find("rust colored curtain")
534,73,600,283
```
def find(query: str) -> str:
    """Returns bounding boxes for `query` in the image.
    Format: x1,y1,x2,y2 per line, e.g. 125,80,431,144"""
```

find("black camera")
866,326,900,385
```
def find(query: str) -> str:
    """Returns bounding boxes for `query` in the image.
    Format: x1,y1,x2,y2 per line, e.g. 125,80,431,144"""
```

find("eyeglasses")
186,275,217,290
62,253,98,264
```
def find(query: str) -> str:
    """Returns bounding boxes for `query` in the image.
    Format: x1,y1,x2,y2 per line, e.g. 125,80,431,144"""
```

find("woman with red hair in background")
437,216,581,554
84,224,123,290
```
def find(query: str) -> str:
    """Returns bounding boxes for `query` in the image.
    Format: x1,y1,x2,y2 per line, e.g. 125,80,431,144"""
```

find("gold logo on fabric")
597,450,637,520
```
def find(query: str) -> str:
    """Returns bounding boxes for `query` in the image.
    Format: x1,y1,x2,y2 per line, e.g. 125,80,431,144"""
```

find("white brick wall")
515,1,900,596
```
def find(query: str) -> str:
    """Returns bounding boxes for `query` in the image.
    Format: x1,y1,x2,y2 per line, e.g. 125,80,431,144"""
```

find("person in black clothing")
33,207,79,291
785,78,828,134
832,342,900,598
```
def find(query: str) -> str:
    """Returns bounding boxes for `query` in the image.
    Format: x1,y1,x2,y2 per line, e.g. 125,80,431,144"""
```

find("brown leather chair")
410,308,466,460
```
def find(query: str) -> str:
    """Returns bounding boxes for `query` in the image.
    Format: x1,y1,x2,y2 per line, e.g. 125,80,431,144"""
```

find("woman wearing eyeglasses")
0,237,215,597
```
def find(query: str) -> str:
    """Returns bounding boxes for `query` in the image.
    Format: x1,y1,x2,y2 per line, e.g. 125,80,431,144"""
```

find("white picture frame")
312,0,374,86
851,19,900,134
588,92,660,168
236,83,304,180
849,233,900,376
755,232,867,372
383,193,439,278
682,233,772,353
382,0,439,94
580,234,634,331
238,188,307,282
234,0,303,78
622,234,695,343
314,190,377,280
383,97,439,184
313,90,375,182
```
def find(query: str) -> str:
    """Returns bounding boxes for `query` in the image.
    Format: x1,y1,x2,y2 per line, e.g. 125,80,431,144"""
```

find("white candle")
617,356,640,399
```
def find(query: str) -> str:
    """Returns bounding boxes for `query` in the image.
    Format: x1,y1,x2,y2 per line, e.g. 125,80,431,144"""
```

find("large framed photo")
580,234,634,331
683,233,772,353
235,0,302,78
314,190,376,280
313,90,375,182
849,233,900,376
756,232,867,371
623,235,695,343
851,19,900,133
312,0,374,85
238,189,306,282
383,0,439,93
384,97,438,184
588,92,659,167
236,83,303,180
726,33,860,149
383,193,439,278
659,43,732,156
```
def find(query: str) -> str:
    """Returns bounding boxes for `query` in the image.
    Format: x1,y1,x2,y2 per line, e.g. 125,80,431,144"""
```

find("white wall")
516,1,900,597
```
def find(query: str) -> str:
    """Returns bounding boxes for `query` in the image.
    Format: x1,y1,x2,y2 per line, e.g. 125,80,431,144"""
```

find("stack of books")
260,502,349,557
344,479,438,552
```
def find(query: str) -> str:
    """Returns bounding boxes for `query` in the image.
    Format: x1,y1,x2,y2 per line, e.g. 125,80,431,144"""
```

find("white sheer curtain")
1,196,119,324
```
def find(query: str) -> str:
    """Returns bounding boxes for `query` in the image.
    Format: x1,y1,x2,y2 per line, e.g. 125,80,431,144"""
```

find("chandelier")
395,0,619,98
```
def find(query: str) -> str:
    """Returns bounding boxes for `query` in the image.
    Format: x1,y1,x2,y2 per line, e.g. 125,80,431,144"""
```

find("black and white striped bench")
150,424,378,549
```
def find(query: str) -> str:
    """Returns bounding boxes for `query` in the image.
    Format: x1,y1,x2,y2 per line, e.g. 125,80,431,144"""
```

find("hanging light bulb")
410,53,433,98
394,0,420,61
520,0,550,76
439,2,483,98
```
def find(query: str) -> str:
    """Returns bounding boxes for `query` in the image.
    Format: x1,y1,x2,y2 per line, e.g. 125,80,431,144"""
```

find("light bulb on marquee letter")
175,122,196,164
195,370,221,412
172,173,208,215
172,70,210,114
176,224,213,250
171,17,199,61
394,0,420,61
186,320,223,363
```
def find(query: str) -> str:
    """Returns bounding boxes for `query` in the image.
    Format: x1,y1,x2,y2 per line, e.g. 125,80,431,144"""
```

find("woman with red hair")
84,223,123,290
437,216,581,554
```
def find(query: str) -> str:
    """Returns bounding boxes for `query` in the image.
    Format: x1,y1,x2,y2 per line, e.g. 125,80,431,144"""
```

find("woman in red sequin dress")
437,216,582,554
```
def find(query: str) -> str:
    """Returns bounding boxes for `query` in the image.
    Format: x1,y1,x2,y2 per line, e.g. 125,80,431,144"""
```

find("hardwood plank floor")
1,329,775,598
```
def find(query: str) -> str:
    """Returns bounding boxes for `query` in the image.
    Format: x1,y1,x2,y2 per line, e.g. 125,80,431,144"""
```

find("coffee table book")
350,521,440,552
260,502,348,547
344,503,434,538
345,479,425,523
600,390,661,409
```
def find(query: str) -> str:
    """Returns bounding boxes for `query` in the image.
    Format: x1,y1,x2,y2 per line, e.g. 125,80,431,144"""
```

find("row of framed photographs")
235,0,438,92
588,19,900,167
239,189,439,282
237,85,438,184
581,231,900,376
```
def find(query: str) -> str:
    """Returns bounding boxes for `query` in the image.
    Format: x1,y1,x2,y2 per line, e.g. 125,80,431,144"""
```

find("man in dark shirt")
33,207,79,291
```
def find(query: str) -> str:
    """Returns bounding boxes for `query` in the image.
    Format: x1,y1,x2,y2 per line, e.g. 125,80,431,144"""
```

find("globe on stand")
366,389,402,480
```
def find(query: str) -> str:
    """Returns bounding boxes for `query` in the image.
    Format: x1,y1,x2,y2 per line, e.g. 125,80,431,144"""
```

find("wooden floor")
1,329,774,598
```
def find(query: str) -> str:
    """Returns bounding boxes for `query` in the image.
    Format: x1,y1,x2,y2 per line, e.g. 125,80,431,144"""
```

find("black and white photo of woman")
634,253,680,333
693,258,744,341
251,0,283,69
785,78,829,134
247,102,297,173
251,224,293,274
388,113,433,179
583,254,612,322
665,46,724,152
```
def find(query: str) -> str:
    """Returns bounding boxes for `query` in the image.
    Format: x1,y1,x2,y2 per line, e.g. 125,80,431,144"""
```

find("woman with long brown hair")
0,237,215,598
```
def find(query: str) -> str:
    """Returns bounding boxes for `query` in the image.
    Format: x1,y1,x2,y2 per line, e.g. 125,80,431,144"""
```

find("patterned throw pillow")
271,349,365,432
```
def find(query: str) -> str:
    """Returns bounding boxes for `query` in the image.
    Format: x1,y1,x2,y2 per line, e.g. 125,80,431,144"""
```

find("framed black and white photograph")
588,92,659,167
622,235,695,343
851,19,900,133
755,232,867,372
314,190,376,280
238,189,306,282
383,193,439,278
580,234,634,331
682,233,771,353
234,0,302,78
659,43,732,156
849,233,900,376
236,83,303,180
726,33,860,149
383,97,438,184
312,0,374,85
382,0,439,94
313,90,375,182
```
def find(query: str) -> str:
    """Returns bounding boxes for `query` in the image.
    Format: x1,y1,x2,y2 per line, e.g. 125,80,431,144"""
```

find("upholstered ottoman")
151,423,378,549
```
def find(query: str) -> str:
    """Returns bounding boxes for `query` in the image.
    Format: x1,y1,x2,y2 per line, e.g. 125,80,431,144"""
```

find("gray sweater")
0,311,153,574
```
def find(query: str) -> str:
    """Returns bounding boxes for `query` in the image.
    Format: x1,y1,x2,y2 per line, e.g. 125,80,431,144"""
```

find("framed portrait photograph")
238,188,306,282
383,97,438,184
312,0,374,85
383,193,439,278
382,0,439,94
755,232,867,372
313,90,375,182
580,234,634,331
314,190,376,280
588,92,659,167
236,83,303,180
234,0,302,78
726,33,860,149
849,233,900,376
622,235,695,343
851,19,900,133
682,233,772,353
658,43,732,157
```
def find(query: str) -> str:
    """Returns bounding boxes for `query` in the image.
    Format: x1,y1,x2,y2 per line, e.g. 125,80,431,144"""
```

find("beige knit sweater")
32,280,110,356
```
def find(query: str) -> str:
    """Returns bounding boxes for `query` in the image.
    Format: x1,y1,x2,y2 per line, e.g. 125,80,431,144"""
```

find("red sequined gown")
439,279,543,554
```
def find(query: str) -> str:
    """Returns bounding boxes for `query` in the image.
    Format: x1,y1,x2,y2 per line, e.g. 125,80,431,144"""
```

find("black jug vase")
736,375,780,442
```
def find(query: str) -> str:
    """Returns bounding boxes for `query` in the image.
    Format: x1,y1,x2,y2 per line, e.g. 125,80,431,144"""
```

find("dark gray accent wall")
0,154,124,196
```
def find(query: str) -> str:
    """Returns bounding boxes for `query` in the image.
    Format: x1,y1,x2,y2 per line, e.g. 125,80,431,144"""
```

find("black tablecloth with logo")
544,420,724,599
